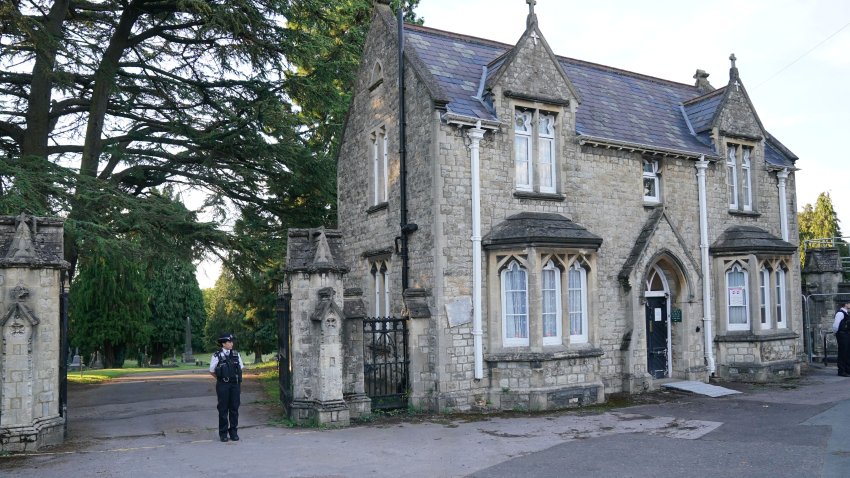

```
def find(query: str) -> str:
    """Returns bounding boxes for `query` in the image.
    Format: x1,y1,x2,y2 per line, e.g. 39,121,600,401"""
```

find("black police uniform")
212,345,243,441
836,308,850,376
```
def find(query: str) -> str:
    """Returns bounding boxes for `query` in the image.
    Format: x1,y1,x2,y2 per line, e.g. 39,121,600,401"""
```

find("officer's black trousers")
837,331,850,375
216,381,240,437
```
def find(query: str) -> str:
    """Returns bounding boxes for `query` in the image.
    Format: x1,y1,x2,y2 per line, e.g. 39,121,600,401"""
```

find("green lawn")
67,355,279,384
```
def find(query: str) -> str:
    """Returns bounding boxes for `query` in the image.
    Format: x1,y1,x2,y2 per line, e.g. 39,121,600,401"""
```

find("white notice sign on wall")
654,308,662,322
729,288,744,307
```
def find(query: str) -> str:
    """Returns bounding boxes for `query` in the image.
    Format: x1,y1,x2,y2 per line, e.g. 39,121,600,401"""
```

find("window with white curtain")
501,261,529,346
539,113,556,193
741,147,752,211
726,263,749,331
541,260,562,345
492,252,594,349
514,107,558,193
775,267,787,328
760,266,771,327
568,262,588,343
726,145,738,210
514,110,533,191
726,142,755,212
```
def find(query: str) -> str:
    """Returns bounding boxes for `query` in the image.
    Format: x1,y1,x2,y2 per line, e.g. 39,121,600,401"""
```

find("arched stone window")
726,262,749,331
500,259,529,346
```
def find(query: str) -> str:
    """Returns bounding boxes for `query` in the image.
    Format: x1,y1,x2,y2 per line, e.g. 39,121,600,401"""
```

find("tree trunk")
254,344,263,364
80,4,141,177
21,0,70,159
149,343,167,366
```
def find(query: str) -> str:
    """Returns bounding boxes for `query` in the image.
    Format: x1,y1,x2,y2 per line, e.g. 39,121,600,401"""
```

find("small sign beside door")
671,308,682,323
654,308,662,321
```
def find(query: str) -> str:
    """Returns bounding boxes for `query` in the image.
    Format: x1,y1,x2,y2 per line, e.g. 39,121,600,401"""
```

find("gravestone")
0,213,69,451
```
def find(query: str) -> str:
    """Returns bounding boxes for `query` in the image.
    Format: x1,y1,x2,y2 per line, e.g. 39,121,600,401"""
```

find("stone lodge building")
335,2,802,411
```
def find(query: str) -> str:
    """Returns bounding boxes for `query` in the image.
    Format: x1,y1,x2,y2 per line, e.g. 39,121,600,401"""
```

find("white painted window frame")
501,260,530,347
759,266,772,328
726,263,750,331
726,145,738,210
538,113,556,194
514,109,533,191
541,259,562,345
741,147,753,211
568,261,589,344
775,267,787,328
642,159,661,203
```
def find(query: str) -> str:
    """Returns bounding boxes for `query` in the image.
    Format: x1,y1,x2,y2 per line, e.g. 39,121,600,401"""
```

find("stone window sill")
728,209,761,217
485,346,604,363
513,191,565,202
715,330,798,343
367,202,388,214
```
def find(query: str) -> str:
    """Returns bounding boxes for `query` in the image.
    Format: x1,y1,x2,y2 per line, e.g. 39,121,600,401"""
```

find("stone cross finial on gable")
729,53,737,68
526,0,538,28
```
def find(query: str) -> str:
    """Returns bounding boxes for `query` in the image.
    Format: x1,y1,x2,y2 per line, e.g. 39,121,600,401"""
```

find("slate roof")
482,212,602,249
710,226,797,255
404,23,797,163
764,138,796,169
683,89,725,133
285,228,349,273
801,248,843,274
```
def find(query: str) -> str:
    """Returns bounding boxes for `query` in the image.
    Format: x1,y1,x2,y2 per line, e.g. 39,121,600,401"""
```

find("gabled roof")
286,228,349,274
403,23,797,163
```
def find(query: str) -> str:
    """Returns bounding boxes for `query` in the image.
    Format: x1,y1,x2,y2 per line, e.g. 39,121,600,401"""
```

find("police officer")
833,300,850,377
209,333,244,441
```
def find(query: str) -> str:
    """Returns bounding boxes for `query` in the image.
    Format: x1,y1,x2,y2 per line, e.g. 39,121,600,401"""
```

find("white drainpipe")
777,169,789,241
469,122,485,380
695,156,716,374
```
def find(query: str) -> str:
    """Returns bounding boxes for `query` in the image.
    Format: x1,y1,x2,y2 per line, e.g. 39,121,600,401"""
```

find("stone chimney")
693,69,714,94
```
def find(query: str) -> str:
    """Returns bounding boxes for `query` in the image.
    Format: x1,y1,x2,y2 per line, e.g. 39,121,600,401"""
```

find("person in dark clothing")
209,333,244,441
833,301,850,377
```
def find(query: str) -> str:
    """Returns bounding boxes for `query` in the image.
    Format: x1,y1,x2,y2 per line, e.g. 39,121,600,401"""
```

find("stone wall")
336,5,803,413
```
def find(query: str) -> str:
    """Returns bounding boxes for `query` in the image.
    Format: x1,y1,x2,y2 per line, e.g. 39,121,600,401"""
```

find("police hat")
217,333,235,345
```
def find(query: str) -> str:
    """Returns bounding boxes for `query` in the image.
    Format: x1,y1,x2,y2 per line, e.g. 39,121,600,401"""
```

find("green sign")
671,308,682,323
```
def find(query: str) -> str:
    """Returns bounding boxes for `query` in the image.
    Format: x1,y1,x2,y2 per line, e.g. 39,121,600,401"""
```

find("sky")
196,0,850,288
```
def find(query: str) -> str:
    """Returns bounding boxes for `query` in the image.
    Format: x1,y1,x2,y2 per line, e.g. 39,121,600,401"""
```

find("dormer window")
514,107,557,193
726,142,754,212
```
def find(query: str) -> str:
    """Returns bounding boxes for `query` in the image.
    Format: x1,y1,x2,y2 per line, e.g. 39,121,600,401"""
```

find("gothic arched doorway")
644,255,688,379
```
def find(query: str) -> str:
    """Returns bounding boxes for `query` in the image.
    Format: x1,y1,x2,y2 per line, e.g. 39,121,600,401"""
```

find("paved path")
3,365,850,477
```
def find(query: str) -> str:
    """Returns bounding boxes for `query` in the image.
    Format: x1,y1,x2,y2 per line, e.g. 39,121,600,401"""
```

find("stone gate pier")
0,213,69,451
284,228,370,427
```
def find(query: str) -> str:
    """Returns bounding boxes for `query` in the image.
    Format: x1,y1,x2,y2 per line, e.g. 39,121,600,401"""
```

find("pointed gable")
286,228,349,274
485,18,580,106
711,55,766,139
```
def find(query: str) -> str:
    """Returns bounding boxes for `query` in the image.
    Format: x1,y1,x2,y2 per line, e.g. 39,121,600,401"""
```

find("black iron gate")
276,285,293,415
363,317,409,410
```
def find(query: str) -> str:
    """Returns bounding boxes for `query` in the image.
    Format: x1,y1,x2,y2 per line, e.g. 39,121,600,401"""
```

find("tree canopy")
2,0,421,364
798,192,847,270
